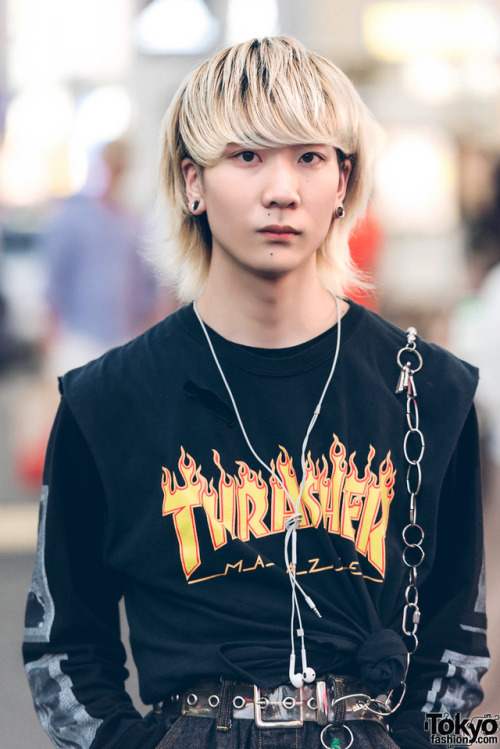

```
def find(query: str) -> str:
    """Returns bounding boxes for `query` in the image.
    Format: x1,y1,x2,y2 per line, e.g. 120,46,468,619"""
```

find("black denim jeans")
154,713,401,749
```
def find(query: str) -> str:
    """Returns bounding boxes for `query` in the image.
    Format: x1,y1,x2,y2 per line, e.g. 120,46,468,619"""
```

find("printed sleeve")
22,397,166,749
389,405,490,748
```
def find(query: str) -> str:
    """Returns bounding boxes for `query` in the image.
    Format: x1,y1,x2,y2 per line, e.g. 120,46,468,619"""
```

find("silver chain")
344,326,426,719
396,326,425,661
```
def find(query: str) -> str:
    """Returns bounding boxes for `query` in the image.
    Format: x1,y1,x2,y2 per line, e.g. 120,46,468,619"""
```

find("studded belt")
166,676,388,730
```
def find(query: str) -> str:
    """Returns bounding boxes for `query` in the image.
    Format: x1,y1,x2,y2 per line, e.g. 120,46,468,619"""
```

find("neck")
195,267,347,348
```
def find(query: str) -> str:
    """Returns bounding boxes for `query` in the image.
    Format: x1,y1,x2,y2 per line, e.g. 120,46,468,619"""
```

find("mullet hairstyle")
158,36,380,302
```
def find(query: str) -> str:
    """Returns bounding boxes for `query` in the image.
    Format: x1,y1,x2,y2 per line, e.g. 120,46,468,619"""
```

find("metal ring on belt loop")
331,692,373,713
320,723,354,749
332,691,394,718
358,696,394,717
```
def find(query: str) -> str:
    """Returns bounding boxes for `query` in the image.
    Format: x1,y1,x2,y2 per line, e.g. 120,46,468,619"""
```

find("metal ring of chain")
396,347,423,372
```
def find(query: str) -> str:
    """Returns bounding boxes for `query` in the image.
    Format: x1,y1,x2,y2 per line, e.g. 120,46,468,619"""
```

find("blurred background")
1,0,500,745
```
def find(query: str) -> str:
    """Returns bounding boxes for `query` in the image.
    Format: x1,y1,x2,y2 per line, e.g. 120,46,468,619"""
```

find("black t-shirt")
23,301,489,749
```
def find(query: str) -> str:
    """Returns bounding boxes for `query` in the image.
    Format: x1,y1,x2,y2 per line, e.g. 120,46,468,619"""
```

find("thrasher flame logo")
162,435,395,581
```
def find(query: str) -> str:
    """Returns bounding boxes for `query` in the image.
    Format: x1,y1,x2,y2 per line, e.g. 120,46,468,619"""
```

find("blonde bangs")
180,38,361,165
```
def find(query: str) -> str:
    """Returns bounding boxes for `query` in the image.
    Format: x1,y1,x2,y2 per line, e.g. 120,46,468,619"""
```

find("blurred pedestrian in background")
38,139,167,377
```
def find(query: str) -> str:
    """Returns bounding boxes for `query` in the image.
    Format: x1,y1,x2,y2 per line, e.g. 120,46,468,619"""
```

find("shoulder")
351,303,478,407
59,305,193,412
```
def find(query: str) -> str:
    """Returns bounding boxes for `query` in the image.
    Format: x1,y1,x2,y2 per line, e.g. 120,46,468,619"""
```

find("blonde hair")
158,36,379,302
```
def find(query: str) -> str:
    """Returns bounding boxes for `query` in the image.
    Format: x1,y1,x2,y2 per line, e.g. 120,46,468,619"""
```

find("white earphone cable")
193,297,342,684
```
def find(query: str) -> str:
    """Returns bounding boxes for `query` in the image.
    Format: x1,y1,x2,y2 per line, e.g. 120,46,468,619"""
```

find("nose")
262,159,300,209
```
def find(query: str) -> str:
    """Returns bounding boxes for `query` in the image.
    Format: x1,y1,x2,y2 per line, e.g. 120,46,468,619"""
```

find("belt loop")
216,678,236,732
328,676,346,728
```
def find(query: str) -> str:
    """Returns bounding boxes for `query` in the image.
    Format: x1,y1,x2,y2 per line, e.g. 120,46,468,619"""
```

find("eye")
236,150,259,163
299,152,323,164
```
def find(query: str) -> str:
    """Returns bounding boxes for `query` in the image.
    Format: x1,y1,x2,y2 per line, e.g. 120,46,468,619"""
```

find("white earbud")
289,651,316,688
289,654,304,688
300,648,316,683
303,666,316,683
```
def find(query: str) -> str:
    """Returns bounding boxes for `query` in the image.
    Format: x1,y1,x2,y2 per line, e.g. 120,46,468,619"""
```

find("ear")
337,158,352,203
182,157,205,213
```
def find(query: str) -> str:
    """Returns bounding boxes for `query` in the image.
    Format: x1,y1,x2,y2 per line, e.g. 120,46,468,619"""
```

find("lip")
258,225,300,240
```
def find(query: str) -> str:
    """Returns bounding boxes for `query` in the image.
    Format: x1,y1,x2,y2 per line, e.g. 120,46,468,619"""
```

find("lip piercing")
335,205,345,218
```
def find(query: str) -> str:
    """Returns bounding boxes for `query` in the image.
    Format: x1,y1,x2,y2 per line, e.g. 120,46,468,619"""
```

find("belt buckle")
253,685,303,728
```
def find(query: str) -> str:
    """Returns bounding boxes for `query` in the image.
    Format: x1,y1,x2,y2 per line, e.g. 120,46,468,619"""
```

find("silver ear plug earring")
335,205,345,218
191,200,200,212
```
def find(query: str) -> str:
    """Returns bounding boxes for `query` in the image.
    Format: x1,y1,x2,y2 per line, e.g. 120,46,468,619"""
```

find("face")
182,143,350,283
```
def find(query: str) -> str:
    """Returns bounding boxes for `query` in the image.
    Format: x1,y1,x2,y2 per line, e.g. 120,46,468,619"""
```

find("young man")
23,37,488,749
